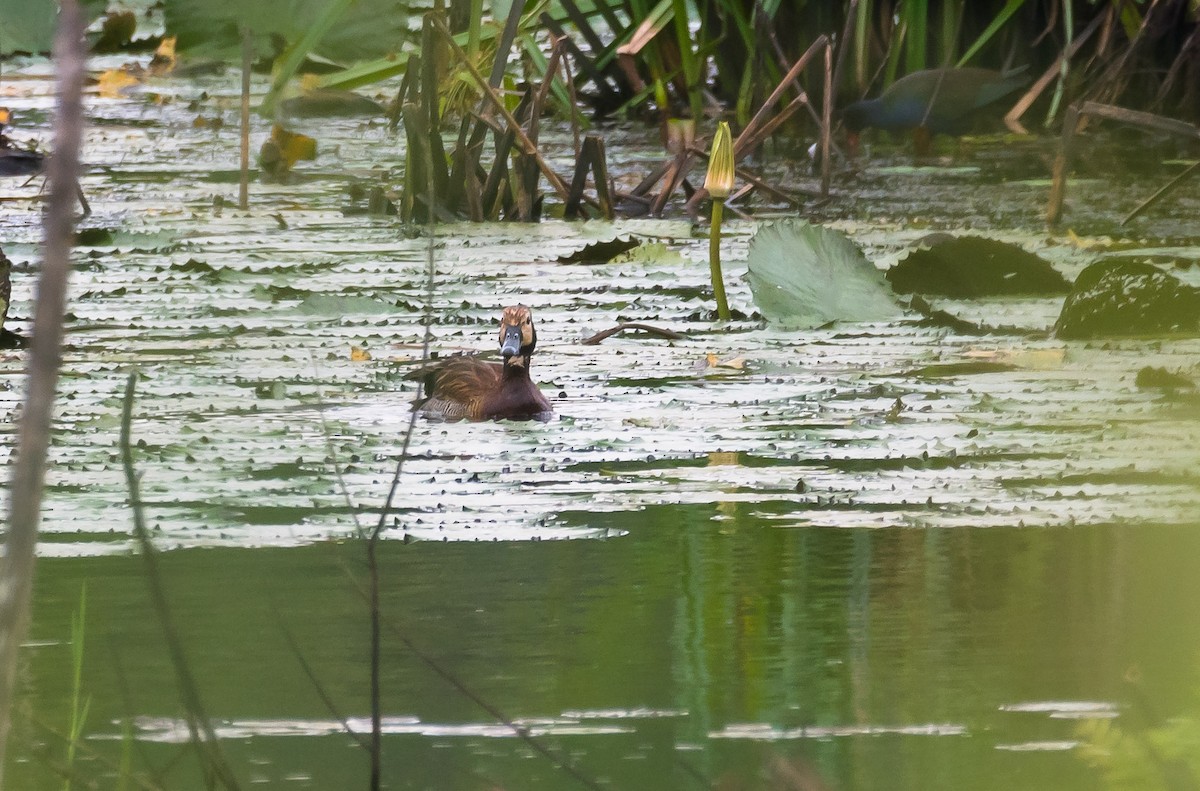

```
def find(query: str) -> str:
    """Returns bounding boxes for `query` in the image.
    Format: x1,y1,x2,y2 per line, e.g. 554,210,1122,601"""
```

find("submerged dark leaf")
1055,260,1200,339
888,233,1070,297
557,237,641,264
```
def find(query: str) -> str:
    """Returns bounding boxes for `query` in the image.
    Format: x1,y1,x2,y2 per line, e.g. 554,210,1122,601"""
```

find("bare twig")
238,27,252,210
1004,11,1103,133
278,619,370,751
352,588,608,791
0,2,86,779
365,47,442,786
1122,159,1200,225
121,374,243,791
1048,100,1200,224
821,38,832,196
582,323,686,344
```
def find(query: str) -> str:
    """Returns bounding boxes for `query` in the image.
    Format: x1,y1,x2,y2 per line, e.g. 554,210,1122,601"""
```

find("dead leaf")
707,452,740,466
192,116,224,130
963,347,1066,370
259,125,317,179
149,35,177,76
97,67,143,98
702,352,746,370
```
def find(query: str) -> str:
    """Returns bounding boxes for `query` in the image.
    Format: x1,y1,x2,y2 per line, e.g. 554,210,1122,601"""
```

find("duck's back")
416,356,552,421
415,357,501,420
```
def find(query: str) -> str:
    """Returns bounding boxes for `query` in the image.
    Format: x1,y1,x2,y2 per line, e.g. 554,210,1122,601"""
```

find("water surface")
2,55,1199,791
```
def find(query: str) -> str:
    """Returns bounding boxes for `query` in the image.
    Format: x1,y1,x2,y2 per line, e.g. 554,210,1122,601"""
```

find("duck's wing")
414,356,503,420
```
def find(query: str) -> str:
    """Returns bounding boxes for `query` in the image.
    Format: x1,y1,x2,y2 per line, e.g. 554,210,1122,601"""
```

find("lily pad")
746,220,902,328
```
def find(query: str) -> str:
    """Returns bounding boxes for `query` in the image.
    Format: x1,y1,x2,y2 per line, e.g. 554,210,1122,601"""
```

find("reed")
63,586,91,791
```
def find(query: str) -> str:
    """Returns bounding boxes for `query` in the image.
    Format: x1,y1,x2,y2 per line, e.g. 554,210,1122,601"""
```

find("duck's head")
498,305,537,367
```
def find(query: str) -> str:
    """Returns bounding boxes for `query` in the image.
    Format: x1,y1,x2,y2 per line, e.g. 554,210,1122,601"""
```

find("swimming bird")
0,248,24,349
415,305,553,422
0,129,45,178
842,67,1028,155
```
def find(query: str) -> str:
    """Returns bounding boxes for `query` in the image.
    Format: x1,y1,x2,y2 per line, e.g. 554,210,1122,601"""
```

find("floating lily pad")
746,219,902,328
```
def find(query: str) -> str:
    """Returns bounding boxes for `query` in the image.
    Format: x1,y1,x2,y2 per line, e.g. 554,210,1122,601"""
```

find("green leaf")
163,0,411,62
746,220,902,328
0,0,105,55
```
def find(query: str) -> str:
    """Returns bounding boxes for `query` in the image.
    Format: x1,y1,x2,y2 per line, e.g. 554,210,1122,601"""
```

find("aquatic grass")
116,718,134,791
902,0,928,73
956,0,1026,67
63,584,91,791
259,0,358,115
668,0,703,120
120,373,242,791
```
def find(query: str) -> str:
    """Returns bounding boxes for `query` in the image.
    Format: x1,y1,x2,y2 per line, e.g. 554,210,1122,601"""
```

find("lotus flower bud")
703,121,734,199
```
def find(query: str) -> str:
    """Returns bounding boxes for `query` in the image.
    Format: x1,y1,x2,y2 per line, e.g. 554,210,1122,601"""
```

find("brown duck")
415,305,553,422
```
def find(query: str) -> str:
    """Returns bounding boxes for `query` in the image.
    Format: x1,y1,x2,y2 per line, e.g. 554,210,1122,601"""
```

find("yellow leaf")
97,67,142,98
273,125,316,167
259,125,317,178
963,347,1066,370
192,116,224,130
149,35,177,75
707,452,740,466
350,346,371,361
702,352,746,370
1065,229,1113,251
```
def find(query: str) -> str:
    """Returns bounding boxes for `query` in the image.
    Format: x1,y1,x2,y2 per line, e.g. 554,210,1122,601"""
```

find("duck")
0,110,45,178
0,248,24,349
414,305,553,422
842,67,1028,155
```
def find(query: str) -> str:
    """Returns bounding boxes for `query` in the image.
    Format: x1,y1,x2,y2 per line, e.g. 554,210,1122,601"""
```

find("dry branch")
0,2,86,778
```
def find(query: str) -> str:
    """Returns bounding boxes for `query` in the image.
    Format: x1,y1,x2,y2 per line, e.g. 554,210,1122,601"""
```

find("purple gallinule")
842,67,1028,156
415,305,553,422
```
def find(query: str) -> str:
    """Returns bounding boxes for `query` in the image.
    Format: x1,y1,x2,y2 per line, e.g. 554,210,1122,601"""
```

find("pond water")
2,56,1200,790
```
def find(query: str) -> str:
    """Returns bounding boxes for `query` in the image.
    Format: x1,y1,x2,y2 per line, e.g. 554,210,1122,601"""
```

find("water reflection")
15,508,1200,789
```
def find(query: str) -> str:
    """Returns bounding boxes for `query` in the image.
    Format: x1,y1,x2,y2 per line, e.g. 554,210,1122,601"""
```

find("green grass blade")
261,0,358,115
903,0,927,73
957,0,1026,66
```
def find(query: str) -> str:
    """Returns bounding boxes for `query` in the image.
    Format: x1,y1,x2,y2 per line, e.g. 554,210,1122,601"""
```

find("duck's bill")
500,324,522,358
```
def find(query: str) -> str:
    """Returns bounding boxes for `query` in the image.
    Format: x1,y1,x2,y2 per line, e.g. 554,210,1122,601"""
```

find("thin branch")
121,373,242,791
0,2,86,779
582,323,686,345
365,37,443,785
277,618,370,751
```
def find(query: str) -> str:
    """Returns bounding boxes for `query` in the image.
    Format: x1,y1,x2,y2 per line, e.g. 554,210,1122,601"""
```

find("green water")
2,53,1199,791
18,517,1200,789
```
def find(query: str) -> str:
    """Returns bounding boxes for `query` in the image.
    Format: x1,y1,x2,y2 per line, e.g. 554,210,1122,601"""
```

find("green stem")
708,198,731,321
